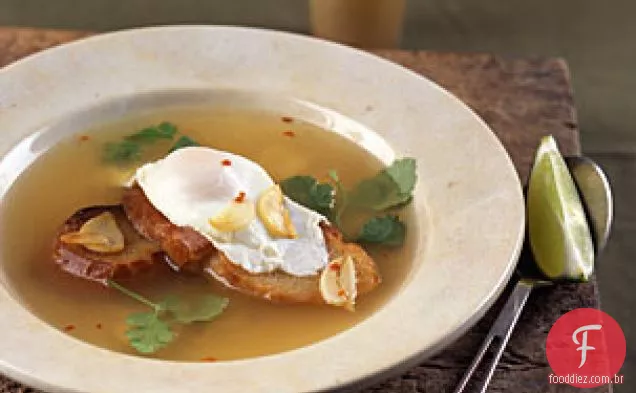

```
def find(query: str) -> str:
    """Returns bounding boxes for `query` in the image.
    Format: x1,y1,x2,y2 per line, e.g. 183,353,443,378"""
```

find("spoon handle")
453,280,533,393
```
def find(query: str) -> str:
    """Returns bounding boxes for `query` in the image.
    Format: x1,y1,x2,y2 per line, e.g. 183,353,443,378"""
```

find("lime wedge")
527,135,594,281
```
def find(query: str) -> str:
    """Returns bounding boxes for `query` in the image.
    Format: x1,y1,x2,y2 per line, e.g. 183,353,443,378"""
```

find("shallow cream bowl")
0,26,524,392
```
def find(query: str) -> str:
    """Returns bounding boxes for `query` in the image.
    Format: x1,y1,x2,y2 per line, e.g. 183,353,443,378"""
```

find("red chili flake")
329,264,341,272
281,116,294,123
337,289,346,297
78,135,90,142
221,159,232,166
282,130,295,137
96,323,103,329
234,191,246,203
200,356,217,362
63,324,76,332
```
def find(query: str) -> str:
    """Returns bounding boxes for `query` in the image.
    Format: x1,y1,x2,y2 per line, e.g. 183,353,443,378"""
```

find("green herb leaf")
125,122,178,143
348,172,404,210
103,140,142,163
126,312,174,354
169,135,200,153
160,295,229,324
357,215,406,246
313,183,335,211
102,122,180,164
349,158,416,210
385,158,417,196
280,176,334,216
108,280,229,355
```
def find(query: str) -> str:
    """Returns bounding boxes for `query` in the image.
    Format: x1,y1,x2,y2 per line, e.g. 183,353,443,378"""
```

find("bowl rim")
0,25,525,393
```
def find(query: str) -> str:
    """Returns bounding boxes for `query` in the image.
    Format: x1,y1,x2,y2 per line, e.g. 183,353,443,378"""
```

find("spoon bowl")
566,155,613,254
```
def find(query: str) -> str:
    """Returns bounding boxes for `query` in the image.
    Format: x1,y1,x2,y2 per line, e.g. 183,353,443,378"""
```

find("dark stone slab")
0,28,608,393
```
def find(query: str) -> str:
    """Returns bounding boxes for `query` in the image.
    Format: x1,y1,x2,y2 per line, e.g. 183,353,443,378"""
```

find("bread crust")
122,185,214,266
206,223,381,304
53,205,163,284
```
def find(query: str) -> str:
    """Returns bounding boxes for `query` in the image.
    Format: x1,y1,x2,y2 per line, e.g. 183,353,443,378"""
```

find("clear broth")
0,108,413,361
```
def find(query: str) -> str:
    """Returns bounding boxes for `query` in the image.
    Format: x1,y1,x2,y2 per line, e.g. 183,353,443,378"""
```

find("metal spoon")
453,155,613,393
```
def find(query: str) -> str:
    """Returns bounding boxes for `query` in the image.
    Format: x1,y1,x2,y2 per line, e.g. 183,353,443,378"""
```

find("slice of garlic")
320,258,344,305
256,185,297,238
339,255,358,311
319,255,357,311
60,212,125,253
209,200,256,232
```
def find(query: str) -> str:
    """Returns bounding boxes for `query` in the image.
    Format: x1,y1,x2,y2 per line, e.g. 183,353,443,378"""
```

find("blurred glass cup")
309,0,406,48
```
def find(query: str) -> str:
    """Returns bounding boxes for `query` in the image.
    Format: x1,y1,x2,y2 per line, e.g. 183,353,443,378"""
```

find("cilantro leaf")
125,122,178,143
349,158,417,210
103,140,141,163
157,122,178,137
126,312,174,354
160,295,229,324
281,159,415,247
280,176,334,216
386,158,417,196
312,183,335,211
357,215,406,246
348,172,404,210
102,122,180,164
169,135,200,153
108,280,229,355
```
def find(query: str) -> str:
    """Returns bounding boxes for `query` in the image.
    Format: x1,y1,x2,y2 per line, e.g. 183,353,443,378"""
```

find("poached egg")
133,146,330,276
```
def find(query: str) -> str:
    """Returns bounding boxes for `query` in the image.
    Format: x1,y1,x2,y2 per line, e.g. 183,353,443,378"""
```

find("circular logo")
546,308,626,387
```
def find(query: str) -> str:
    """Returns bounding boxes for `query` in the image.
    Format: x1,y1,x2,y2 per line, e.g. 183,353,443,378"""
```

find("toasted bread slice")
122,185,214,266
122,185,382,305
206,224,381,304
53,205,163,284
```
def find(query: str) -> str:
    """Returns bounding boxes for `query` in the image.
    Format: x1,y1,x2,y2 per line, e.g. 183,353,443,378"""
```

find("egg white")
134,146,329,276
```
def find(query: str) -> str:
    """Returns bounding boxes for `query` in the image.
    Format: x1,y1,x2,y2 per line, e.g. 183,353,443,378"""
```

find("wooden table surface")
0,27,608,393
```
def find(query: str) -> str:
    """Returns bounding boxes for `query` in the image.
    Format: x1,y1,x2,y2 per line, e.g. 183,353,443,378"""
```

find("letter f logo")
572,324,602,368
